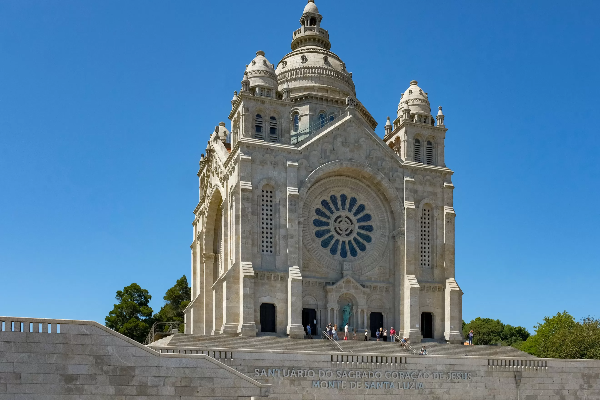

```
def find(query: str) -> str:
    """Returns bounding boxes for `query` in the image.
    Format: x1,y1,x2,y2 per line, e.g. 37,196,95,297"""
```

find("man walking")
306,324,312,339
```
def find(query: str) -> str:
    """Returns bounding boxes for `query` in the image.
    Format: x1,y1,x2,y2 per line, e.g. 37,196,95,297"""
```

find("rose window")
312,194,373,258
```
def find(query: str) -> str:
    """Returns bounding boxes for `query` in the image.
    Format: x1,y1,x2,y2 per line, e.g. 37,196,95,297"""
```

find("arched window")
269,116,278,142
254,114,263,140
293,113,299,132
414,139,422,163
329,114,335,123
420,205,432,269
260,187,274,254
425,140,434,165
319,112,326,128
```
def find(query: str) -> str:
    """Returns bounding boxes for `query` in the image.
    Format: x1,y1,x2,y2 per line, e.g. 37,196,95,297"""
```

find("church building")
185,0,463,344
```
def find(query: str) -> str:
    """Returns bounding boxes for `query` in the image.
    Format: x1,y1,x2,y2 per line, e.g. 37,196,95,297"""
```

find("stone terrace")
151,334,536,359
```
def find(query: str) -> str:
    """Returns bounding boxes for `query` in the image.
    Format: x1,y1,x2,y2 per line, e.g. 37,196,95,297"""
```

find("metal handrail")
394,334,419,355
144,322,183,345
322,330,349,353
291,110,344,145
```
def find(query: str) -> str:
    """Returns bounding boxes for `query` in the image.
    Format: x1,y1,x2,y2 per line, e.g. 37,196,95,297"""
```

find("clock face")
302,176,390,274
312,193,374,258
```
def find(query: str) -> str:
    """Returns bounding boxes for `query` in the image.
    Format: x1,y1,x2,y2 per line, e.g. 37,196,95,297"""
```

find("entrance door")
260,303,276,333
302,308,317,336
421,312,433,339
370,312,383,338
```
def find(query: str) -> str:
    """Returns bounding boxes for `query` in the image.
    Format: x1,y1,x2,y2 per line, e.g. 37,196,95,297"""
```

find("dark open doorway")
260,303,276,333
370,312,383,338
302,308,316,336
421,312,433,339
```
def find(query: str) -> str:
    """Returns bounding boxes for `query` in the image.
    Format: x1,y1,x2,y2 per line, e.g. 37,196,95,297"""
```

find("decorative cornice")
277,66,355,92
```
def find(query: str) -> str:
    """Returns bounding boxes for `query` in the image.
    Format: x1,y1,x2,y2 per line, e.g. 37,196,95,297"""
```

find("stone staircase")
150,334,536,358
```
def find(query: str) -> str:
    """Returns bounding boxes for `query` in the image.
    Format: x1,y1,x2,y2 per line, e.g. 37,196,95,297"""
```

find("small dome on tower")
399,80,431,115
303,0,319,14
244,51,277,90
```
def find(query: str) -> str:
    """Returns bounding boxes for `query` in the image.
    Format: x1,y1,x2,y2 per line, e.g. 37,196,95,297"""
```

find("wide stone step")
153,334,535,358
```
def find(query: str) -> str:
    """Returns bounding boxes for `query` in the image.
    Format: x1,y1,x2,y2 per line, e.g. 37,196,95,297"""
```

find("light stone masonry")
186,0,462,344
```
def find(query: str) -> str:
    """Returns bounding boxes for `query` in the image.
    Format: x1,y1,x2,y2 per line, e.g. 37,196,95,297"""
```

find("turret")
384,116,392,137
436,106,445,127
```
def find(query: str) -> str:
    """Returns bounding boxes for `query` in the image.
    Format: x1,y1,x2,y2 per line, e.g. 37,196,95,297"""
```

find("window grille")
425,141,434,165
420,206,431,268
261,189,274,254
319,113,326,128
269,117,278,142
255,114,263,140
414,139,422,163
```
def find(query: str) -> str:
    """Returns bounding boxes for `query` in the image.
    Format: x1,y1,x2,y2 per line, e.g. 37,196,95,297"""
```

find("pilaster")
444,278,463,343
239,262,257,336
403,275,422,343
287,266,305,338
221,268,239,336
392,227,404,334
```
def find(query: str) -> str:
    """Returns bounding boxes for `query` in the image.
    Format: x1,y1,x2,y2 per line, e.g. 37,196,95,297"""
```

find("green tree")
105,283,153,343
153,275,191,332
463,317,530,346
463,317,504,345
520,312,600,359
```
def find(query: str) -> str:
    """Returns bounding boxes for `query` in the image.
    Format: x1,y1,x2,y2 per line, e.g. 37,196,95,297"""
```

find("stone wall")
2,316,600,399
0,317,268,399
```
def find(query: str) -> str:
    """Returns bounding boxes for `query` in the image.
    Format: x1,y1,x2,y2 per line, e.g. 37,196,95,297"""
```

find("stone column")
203,252,215,335
239,262,257,336
363,309,367,331
287,266,305,338
212,283,223,336
190,237,204,335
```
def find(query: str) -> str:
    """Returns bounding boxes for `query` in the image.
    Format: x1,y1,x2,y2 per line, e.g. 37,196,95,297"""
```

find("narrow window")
319,113,326,128
425,141,434,165
329,114,335,123
261,188,274,254
269,117,278,142
420,206,432,269
255,114,263,140
293,114,299,132
414,139,422,163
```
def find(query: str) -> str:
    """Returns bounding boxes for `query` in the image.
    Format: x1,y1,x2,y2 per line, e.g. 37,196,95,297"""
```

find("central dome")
276,0,356,98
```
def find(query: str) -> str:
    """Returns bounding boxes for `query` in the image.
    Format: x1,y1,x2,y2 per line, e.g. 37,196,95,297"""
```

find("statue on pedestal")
342,303,353,327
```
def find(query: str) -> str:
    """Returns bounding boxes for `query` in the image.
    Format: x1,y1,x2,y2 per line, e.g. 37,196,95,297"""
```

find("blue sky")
1,0,598,334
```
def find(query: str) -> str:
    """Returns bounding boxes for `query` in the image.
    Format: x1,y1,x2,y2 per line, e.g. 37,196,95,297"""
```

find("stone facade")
185,0,462,343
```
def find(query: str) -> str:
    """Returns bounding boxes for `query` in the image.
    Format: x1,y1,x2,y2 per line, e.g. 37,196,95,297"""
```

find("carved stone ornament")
302,176,389,274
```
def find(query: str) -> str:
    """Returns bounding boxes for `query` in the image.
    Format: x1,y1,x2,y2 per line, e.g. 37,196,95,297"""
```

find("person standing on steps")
364,329,369,341
390,327,396,342
306,324,312,339
383,329,388,342
468,330,474,345
344,324,349,340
